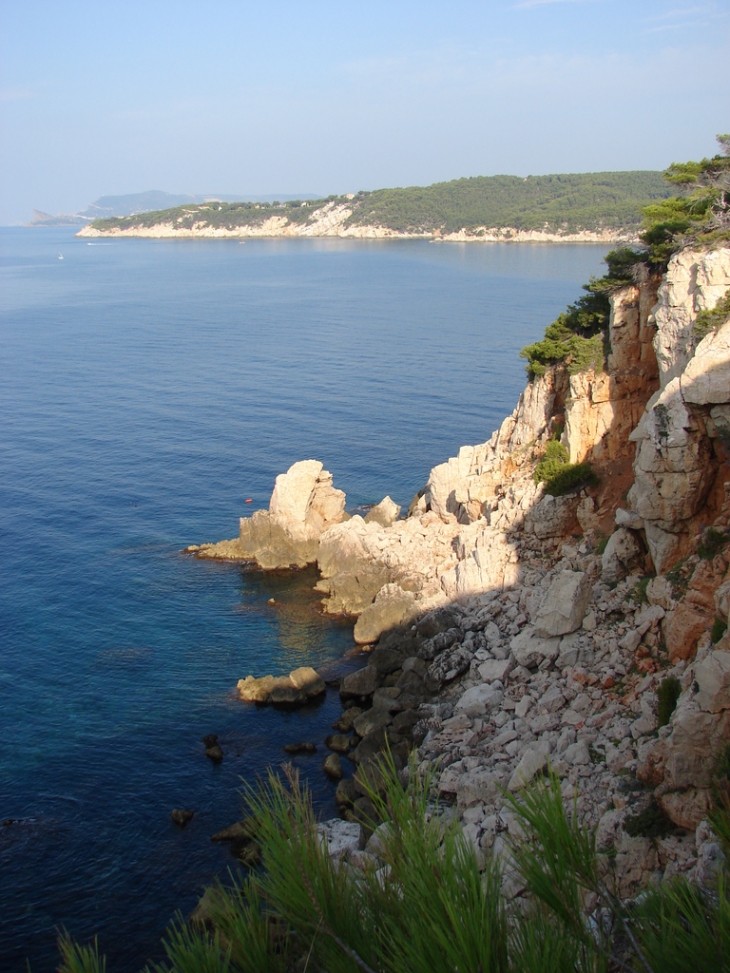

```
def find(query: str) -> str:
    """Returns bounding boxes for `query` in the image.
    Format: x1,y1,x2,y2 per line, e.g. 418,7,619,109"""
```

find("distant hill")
346,171,671,234
83,171,672,241
30,191,322,226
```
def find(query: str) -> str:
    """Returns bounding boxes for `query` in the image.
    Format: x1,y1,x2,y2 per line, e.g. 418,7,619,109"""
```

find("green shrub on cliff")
641,134,730,266
533,440,569,483
695,288,730,340
542,462,598,496
519,246,643,379
521,136,730,382
657,675,682,727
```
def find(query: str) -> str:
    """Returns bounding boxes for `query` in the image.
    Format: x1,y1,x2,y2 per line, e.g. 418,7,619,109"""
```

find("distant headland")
75,172,671,243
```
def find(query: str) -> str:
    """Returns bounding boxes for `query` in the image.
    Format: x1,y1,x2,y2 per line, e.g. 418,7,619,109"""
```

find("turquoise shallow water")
0,229,609,970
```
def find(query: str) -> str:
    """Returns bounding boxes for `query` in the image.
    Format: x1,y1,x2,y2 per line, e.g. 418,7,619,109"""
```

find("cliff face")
629,248,730,573
198,247,730,634
195,246,730,894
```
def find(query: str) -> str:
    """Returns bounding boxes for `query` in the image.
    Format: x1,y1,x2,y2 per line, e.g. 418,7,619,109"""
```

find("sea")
0,228,610,971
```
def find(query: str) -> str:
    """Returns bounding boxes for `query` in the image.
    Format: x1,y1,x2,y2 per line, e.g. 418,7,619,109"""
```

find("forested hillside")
88,171,670,236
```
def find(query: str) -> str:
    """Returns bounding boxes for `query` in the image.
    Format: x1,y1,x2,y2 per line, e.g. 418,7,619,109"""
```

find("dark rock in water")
190,885,226,930
171,808,194,828
283,741,317,755
323,752,343,780
335,778,358,808
325,733,351,753
201,733,219,748
339,666,378,699
332,706,362,732
237,666,326,707
352,708,392,738
205,744,224,763
211,819,256,842
234,841,261,867
352,728,387,765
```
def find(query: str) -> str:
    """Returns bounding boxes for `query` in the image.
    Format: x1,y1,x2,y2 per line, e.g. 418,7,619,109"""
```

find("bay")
0,229,609,970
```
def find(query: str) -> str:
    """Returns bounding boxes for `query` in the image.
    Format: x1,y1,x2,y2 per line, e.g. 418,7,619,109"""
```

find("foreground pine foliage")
56,759,729,973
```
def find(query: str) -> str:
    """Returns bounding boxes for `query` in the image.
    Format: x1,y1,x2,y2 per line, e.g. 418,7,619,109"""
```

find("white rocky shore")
194,246,730,901
78,200,638,244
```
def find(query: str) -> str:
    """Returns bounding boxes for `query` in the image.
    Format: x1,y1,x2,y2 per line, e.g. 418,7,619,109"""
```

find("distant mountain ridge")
29,190,322,226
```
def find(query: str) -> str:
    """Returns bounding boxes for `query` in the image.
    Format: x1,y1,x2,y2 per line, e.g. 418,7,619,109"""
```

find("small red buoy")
245,498,253,503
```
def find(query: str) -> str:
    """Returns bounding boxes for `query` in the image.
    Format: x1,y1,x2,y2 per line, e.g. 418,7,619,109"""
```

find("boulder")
325,734,352,753
510,627,561,669
665,604,713,662
334,778,358,808
646,576,676,610
316,819,360,859
657,787,711,831
477,658,513,683
508,743,550,791
283,741,317,755
524,494,579,539
290,666,326,696
371,687,403,712
352,708,393,738
211,819,255,842
455,683,503,718
601,529,642,584
332,706,363,732
532,571,592,638
364,496,401,528
339,666,378,699
615,508,644,529
323,753,343,780
353,584,418,645
237,666,325,706
171,808,194,827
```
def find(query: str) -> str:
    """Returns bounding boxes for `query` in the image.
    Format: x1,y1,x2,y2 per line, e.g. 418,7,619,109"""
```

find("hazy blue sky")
1,0,728,224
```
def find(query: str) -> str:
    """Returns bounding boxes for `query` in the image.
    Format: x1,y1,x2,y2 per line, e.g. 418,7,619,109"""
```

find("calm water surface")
0,229,609,970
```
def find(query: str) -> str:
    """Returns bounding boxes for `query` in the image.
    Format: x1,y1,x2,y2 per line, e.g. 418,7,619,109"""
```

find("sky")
1,0,728,224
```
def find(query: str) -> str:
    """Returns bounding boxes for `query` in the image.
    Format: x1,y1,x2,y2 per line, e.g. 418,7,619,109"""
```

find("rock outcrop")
236,665,326,706
196,460,346,568
629,252,730,572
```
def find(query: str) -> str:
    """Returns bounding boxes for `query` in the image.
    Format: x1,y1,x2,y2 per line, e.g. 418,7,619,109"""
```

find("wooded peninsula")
81,171,671,241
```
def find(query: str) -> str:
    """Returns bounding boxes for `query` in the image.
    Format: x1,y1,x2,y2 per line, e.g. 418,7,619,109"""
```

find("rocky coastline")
191,245,730,902
78,202,638,245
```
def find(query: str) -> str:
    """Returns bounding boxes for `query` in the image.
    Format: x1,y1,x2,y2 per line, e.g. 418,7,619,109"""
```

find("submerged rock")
171,808,194,827
283,741,317,755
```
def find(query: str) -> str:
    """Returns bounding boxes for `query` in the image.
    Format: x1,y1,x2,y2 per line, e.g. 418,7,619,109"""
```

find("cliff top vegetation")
89,170,670,236
520,135,730,380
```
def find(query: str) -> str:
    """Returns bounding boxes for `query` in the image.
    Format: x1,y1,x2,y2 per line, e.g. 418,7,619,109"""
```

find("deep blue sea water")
0,228,609,971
